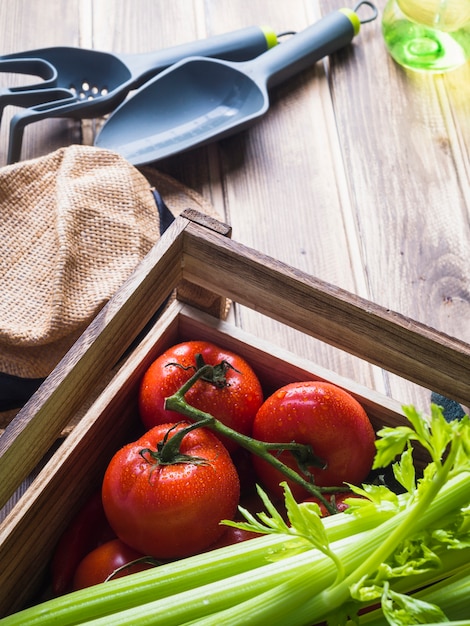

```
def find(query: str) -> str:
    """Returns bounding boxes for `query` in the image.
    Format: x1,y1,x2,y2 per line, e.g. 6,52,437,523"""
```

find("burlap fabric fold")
0,145,217,385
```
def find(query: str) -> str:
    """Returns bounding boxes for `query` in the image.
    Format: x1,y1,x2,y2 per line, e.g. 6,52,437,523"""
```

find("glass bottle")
382,0,470,72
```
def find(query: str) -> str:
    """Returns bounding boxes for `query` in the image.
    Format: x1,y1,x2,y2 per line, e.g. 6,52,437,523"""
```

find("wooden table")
1,0,469,413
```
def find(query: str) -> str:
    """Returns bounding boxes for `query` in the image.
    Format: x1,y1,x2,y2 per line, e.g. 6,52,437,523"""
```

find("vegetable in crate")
252,381,376,499
101,421,240,559
50,490,115,596
73,539,156,590
3,405,470,625
138,340,264,453
303,491,365,516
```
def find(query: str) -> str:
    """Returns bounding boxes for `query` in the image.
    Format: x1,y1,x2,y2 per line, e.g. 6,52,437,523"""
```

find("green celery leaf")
418,462,439,493
294,501,329,547
429,404,456,461
402,405,432,445
392,444,416,494
382,584,448,625
351,539,441,605
452,415,470,475
350,573,383,603
373,426,417,469
255,483,293,532
224,484,292,536
457,504,470,535
347,482,401,513
386,540,442,577
282,482,331,552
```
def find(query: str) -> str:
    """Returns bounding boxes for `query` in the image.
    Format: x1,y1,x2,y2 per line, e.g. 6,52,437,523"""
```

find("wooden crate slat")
0,219,185,510
180,221,470,405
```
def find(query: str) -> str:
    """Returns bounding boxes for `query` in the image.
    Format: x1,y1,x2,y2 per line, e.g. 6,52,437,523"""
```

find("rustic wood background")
1,0,469,413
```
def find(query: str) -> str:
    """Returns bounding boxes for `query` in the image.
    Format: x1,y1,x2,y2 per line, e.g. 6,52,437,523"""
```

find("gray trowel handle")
254,9,362,89
120,25,280,83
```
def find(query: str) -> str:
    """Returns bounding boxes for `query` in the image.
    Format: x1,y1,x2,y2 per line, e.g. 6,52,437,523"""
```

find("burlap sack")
0,145,218,386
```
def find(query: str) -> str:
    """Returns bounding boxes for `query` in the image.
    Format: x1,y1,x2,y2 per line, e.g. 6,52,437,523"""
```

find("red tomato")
51,490,116,596
73,539,154,590
231,447,258,497
207,526,263,550
102,422,240,559
251,381,376,500
138,341,264,453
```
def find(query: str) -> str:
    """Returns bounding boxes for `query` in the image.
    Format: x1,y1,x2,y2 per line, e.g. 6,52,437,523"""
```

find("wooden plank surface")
180,221,470,405
0,0,82,160
322,0,470,406
0,0,468,415
2,213,468,611
0,215,186,509
0,291,438,615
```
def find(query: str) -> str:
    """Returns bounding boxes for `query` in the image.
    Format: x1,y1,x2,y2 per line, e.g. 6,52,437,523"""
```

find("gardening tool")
0,25,278,163
94,2,377,166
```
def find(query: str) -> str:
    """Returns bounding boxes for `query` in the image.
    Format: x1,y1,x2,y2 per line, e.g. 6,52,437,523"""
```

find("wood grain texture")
0,0,82,161
0,217,186,509
180,221,470,403
1,209,468,612
0,0,468,413
0,1,468,614
321,0,470,407
174,0,385,396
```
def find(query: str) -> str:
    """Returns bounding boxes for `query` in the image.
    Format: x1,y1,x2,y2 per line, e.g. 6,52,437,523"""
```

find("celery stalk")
2,405,468,626
48,522,401,626
359,567,470,624
13,469,466,626
182,470,470,626
416,568,470,620
183,408,470,626
80,531,377,626
0,503,391,626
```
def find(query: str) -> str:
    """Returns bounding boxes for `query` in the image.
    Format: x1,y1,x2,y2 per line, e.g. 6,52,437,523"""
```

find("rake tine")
0,87,74,126
7,94,79,164
0,57,58,90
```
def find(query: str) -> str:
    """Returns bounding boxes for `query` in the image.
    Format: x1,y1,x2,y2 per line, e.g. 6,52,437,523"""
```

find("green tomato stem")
140,419,214,466
164,363,340,514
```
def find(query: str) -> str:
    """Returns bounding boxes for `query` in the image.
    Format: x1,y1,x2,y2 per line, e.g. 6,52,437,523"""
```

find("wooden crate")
0,210,469,617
